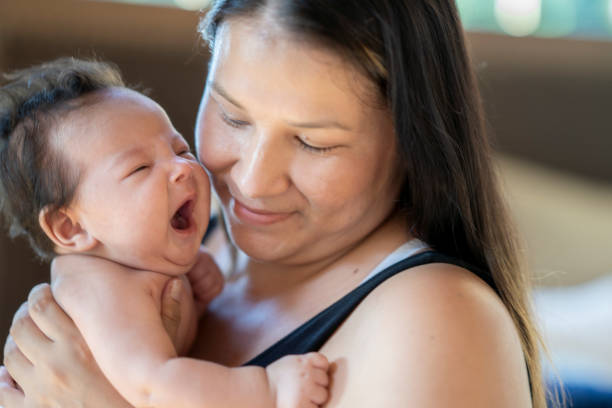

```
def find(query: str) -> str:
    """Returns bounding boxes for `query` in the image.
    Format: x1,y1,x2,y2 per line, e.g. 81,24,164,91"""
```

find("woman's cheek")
197,111,238,173
297,155,368,212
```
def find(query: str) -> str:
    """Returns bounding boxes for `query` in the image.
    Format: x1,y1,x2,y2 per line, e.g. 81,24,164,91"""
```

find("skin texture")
0,15,532,408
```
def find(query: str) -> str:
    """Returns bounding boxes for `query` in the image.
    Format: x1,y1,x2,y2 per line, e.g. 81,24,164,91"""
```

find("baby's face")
59,88,210,274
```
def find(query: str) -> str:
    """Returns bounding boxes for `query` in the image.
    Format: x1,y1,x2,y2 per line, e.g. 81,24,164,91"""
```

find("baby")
0,58,329,408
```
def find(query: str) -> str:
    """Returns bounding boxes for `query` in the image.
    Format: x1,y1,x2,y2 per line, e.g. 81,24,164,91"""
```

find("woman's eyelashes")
220,111,249,128
296,137,335,153
220,111,338,154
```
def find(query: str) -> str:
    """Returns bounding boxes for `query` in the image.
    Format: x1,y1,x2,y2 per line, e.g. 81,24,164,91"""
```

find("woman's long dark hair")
201,1,548,406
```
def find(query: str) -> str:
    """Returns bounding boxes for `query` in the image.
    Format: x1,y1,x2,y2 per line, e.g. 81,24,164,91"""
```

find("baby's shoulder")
51,255,166,305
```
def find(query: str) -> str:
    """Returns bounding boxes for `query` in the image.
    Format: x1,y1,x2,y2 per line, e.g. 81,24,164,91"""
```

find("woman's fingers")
8,300,52,366
0,366,14,386
161,278,183,345
2,336,32,392
0,384,25,408
27,283,75,343
0,365,25,408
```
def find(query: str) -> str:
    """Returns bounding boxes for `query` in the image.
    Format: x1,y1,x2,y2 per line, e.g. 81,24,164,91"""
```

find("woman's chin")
229,226,318,265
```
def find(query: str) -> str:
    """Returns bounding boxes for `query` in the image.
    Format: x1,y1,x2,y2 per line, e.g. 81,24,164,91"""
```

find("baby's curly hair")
0,57,125,260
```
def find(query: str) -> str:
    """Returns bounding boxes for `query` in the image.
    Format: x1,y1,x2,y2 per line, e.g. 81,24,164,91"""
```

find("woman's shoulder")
321,262,532,407
369,261,507,321
331,261,520,348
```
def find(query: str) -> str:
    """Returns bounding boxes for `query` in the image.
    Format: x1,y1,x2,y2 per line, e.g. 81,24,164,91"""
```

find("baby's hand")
187,246,224,316
266,352,330,408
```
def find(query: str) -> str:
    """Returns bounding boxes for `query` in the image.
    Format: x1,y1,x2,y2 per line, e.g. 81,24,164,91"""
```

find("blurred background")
1,0,611,404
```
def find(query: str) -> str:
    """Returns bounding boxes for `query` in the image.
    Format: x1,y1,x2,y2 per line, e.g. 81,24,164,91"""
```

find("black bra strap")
246,251,493,367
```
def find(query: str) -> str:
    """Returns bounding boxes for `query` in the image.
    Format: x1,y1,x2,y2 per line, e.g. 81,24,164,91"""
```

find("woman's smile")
231,198,295,225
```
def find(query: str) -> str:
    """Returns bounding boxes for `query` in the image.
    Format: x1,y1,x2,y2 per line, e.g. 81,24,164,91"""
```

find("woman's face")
196,17,402,264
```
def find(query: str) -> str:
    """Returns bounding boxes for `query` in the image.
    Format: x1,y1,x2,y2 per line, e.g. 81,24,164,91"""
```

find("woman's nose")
232,133,290,199
170,157,193,184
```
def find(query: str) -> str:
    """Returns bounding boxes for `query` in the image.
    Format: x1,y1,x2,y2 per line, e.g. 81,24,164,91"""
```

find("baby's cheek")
119,208,165,249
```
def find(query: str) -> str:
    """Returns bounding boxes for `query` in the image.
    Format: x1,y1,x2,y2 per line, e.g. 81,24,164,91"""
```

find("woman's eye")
220,111,249,128
296,137,335,154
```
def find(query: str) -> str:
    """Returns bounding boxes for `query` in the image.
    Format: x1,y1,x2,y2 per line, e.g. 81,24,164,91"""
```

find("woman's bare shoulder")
321,263,532,407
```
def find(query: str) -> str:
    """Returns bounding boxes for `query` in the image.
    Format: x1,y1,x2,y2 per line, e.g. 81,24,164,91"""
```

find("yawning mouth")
171,199,195,231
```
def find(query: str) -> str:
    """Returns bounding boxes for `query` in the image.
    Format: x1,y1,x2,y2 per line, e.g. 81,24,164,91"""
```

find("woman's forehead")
209,18,381,127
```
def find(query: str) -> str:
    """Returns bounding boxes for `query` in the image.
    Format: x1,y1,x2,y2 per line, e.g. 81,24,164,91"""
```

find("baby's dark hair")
0,57,125,261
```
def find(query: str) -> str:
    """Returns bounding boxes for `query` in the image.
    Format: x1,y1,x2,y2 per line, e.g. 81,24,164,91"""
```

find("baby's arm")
52,258,329,408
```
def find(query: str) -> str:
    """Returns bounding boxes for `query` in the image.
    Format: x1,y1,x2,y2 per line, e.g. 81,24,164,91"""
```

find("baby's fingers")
308,383,329,406
192,269,223,297
304,352,329,370
311,367,329,387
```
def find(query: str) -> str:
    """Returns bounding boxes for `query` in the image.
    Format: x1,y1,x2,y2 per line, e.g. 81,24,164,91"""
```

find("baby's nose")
170,158,193,183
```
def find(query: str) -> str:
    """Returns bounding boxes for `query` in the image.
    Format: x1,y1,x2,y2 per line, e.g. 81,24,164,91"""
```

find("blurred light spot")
537,0,576,38
495,0,542,36
609,0,612,29
174,0,209,10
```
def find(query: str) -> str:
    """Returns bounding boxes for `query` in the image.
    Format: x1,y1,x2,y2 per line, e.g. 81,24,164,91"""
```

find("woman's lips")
232,199,293,225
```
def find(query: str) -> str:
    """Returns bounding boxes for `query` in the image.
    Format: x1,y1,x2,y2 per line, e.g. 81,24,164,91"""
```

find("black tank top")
244,250,496,367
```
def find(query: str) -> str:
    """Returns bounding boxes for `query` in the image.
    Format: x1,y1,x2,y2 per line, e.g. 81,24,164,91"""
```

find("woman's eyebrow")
286,119,352,131
211,81,352,131
211,82,244,110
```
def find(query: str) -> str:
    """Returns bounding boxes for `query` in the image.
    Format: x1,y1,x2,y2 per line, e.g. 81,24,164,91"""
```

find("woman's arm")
1,283,134,408
49,256,275,408
0,256,188,408
320,263,532,407
2,256,329,408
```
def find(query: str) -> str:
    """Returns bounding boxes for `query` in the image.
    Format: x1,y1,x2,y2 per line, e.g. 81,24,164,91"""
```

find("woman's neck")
239,212,412,301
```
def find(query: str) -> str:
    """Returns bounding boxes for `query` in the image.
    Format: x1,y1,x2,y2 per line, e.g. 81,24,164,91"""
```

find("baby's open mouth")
171,199,194,231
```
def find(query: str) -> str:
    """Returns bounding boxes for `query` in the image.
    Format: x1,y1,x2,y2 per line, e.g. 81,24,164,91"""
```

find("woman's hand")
0,256,190,408
1,282,132,408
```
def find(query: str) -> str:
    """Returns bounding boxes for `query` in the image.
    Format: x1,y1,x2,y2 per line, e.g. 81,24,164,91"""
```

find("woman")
0,0,546,406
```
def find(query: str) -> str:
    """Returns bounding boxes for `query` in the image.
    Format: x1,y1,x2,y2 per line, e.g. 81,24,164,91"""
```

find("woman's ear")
39,207,98,253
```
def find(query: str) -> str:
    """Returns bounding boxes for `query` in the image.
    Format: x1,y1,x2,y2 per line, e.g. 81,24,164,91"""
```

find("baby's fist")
266,352,330,408
187,247,224,315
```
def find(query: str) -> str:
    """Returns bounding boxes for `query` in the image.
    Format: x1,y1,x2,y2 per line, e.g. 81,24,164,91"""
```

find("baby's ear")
39,207,98,253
